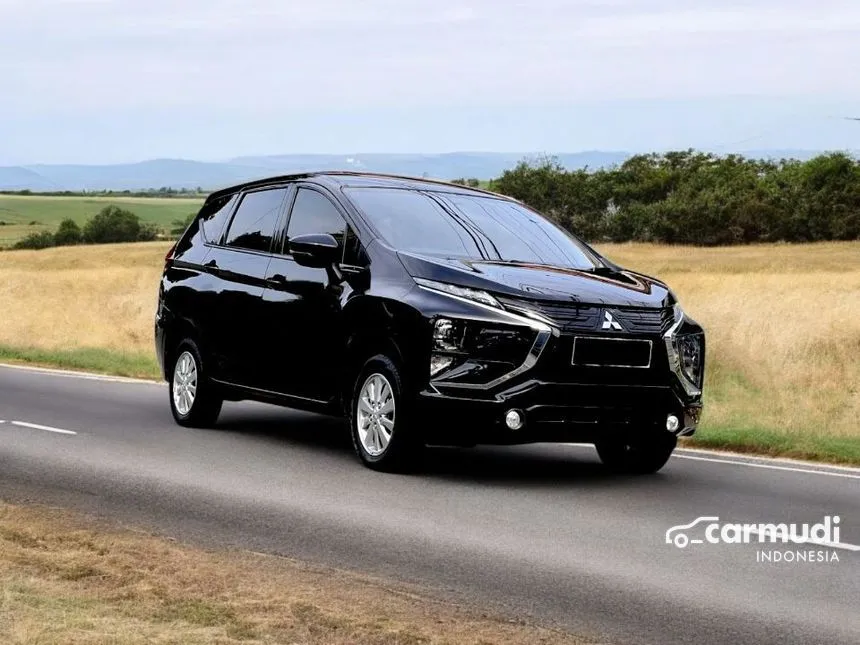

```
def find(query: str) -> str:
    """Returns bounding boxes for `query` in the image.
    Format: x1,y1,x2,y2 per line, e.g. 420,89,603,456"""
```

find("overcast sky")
1,0,859,164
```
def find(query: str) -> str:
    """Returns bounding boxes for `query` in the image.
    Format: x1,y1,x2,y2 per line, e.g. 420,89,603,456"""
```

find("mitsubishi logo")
601,311,623,331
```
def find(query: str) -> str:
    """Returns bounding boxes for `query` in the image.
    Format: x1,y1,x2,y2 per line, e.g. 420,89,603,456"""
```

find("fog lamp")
666,414,680,433
505,409,525,430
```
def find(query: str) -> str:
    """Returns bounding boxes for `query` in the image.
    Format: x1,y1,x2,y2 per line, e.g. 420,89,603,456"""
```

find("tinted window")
198,194,236,243
347,188,596,269
224,188,286,252
286,188,346,251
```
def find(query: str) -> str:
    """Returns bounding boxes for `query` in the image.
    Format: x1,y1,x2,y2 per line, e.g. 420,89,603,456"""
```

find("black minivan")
156,172,705,473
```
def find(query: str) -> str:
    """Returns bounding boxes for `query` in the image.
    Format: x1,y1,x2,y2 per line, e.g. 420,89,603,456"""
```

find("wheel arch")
162,316,204,380
341,296,429,413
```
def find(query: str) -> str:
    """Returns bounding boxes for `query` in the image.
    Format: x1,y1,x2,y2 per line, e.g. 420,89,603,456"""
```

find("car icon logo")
665,516,720,548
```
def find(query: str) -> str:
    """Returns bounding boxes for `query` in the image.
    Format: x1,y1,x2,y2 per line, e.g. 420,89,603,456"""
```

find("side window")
198,193,236,243
286,188,347,251
223,188,287,252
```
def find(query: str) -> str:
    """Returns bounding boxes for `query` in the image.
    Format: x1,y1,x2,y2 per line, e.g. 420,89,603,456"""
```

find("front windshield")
346,187,598,270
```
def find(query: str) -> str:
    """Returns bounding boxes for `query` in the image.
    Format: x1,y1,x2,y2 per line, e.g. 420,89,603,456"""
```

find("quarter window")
223,188,287,252
198,194,237,243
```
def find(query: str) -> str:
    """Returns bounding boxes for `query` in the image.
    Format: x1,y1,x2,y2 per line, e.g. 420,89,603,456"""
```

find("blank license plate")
572,337,652,368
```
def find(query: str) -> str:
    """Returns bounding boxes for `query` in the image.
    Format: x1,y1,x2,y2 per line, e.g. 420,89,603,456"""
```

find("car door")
204,186,288,386
260,185,359,402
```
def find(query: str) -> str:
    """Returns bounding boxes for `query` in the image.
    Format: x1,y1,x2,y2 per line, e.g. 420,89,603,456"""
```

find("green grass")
685,427,860,466
0,344,160,380
0,194,202,247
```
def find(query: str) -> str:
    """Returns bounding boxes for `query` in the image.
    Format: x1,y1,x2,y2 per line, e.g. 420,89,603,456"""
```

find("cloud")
0,0,858,162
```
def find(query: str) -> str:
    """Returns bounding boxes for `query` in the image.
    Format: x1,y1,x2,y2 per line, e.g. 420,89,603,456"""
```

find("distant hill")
0,150,851,192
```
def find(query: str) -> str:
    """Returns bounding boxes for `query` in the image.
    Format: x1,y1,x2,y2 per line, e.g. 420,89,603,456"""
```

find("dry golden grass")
0,242,164,354
597,242,860,447
0,240,858,460
0,502,590,645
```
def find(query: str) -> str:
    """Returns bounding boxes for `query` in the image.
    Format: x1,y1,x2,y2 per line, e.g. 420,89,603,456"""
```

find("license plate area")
572,337,653,369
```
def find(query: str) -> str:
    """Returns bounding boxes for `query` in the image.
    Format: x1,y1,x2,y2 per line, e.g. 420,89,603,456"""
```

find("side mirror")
289,233,341,269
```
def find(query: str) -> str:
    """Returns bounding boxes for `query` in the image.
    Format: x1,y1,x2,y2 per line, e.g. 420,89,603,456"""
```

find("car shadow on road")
420,444,636,487
212,404,673,488
214,407,352,451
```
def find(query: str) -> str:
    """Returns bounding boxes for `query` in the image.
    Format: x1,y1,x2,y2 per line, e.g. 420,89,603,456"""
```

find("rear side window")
224,188,287,252
198,194,236,243
286,188,347,249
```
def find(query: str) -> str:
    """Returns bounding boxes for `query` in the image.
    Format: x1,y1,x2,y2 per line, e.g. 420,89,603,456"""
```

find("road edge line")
0,362,162,385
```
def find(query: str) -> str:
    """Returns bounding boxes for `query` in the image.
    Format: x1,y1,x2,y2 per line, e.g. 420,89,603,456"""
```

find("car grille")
499,297,674,335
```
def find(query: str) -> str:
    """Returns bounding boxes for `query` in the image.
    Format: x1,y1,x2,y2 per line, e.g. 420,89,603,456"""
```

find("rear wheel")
349,355,422,472
596,432,677,474
169,340,222,427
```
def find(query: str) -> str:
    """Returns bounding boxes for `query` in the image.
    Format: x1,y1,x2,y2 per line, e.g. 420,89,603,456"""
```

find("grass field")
0,502,588,645
0,194,202,247
0,241,858,464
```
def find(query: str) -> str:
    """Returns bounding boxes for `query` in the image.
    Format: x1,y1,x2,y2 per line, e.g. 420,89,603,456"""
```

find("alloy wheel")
356,373,396,456
172,351,198,416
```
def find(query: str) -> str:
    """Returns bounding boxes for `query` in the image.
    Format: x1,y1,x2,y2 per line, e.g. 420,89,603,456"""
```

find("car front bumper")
418,378,702,446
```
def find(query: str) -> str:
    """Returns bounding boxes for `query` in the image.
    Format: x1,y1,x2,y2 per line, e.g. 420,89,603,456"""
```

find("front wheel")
169,341,222,427
595,432,677,474
349,355,422,472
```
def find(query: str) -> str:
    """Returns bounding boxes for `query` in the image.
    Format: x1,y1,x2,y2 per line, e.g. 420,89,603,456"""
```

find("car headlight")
429,317,537,384
664,304,705,396
414,278,502,309
678,333,704,388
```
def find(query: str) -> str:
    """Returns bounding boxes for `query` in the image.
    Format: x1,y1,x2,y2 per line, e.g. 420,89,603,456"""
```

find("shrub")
14,230,56,250
138,222,161,241
54,218,82,246
170,213,196,237
82,206,142,244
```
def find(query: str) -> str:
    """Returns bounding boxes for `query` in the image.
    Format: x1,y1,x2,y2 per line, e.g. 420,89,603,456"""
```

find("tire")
349,355,422,472
169,340,223,428
595,432,677,474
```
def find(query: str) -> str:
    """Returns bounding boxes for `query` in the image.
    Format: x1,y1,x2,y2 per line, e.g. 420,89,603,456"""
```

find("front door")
261,185,356,402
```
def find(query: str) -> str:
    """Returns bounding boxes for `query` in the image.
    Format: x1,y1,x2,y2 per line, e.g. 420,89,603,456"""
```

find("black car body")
156,172,705,473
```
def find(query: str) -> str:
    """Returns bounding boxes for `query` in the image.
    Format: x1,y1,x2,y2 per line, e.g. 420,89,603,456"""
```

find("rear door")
204,186,289,386
261,185,360,401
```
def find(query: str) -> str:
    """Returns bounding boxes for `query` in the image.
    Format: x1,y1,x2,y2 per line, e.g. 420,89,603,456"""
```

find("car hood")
398,252,673,308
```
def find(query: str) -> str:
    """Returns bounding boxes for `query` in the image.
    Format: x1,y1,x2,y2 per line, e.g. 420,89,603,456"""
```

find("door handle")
267,274,288,286
204,259,223,276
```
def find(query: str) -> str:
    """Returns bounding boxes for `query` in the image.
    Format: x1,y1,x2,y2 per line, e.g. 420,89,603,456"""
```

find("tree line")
12,206,166,249
487,150,860,245
9,150,860,250
1,187,206,198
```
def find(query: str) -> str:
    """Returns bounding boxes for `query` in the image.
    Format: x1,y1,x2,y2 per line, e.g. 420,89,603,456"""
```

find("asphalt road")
1,363,858,645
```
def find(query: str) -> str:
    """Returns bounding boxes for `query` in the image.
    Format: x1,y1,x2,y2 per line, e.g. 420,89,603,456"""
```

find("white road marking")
746,528,860,553
568,442,860,478
675,447,860,473
673,453,860,481
9,420,77,435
